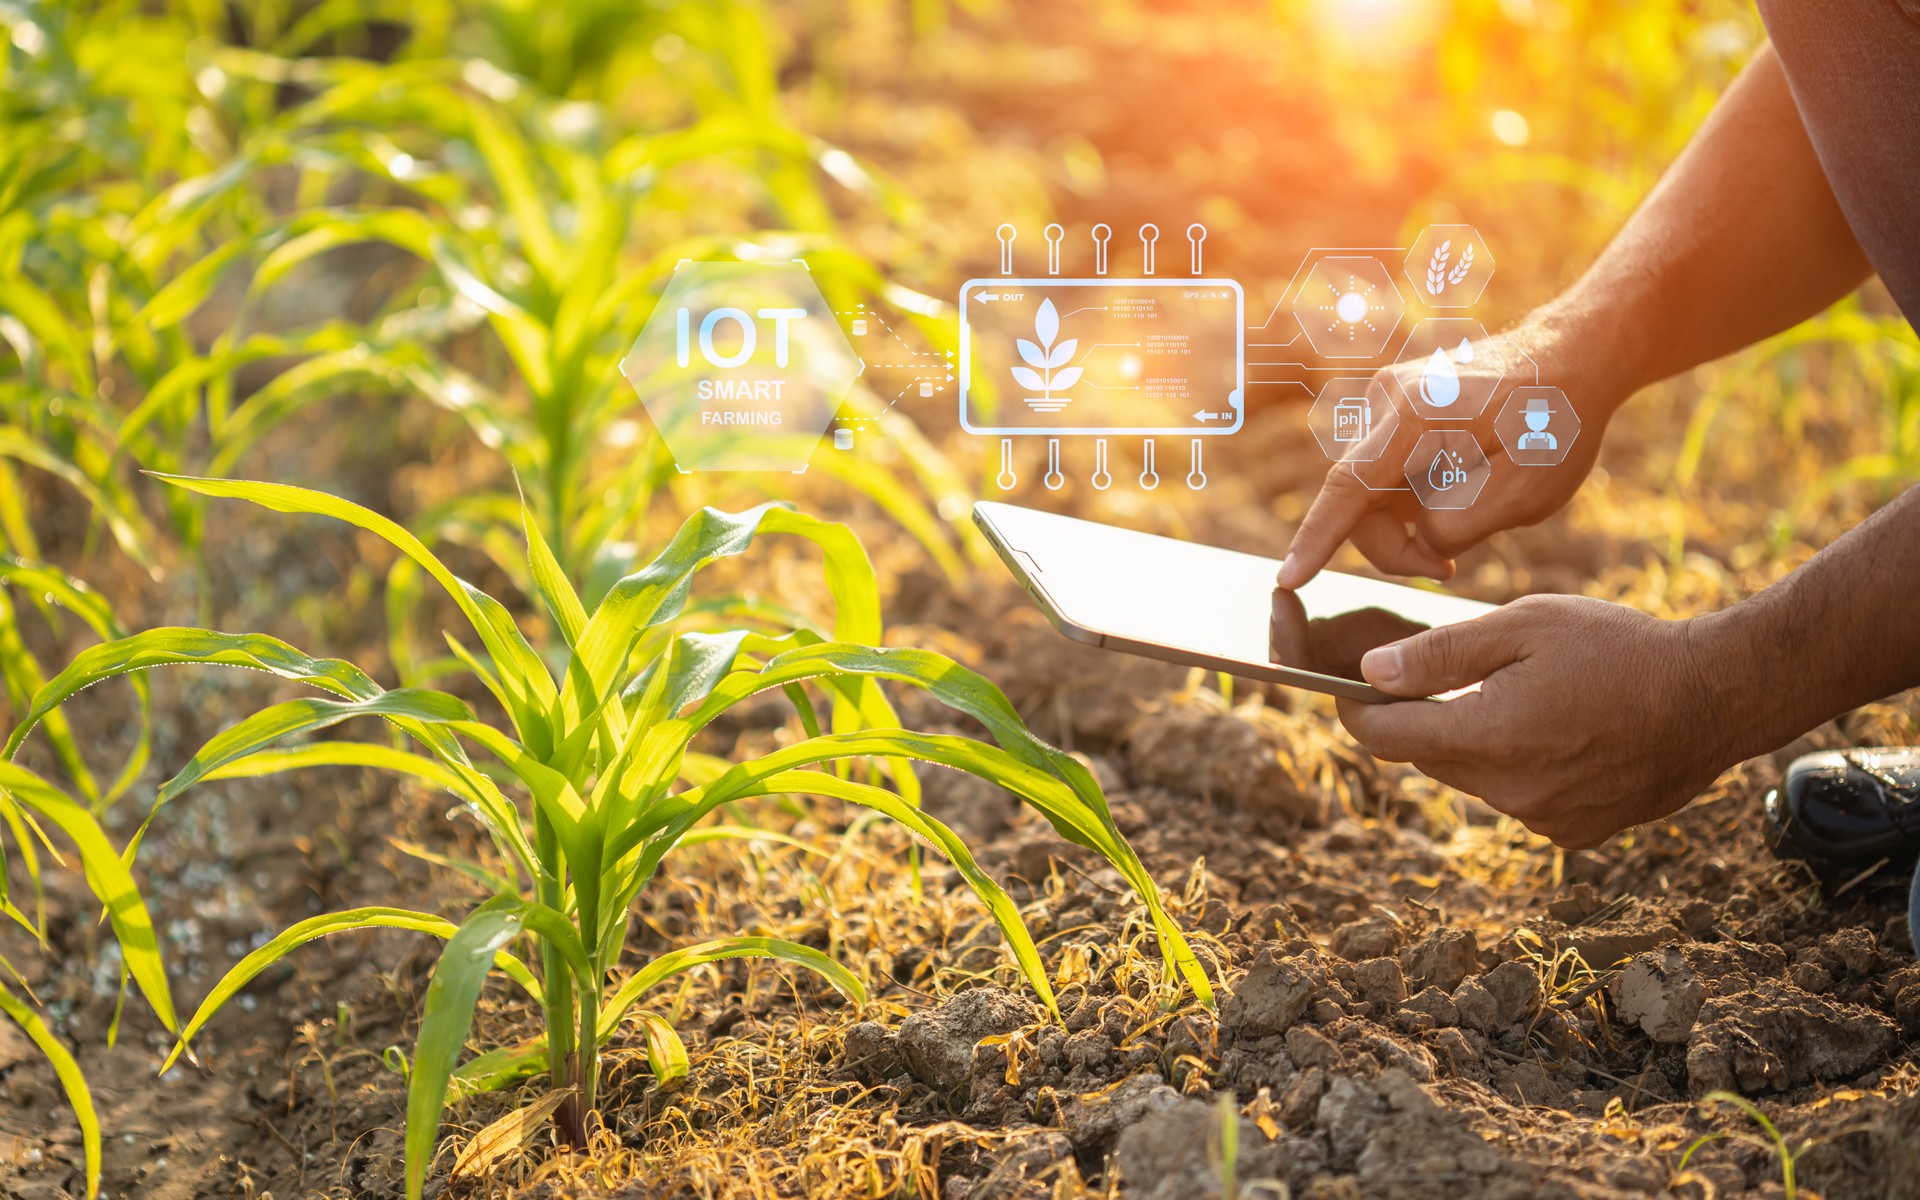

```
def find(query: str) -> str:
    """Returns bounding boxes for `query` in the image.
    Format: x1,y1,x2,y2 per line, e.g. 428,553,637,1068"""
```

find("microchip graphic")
958,279,1245,436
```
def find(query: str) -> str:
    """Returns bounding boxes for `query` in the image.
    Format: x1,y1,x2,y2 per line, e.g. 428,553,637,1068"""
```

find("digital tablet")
973,501,1497,702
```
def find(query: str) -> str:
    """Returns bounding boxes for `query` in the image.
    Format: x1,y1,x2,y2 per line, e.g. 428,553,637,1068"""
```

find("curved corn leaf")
632,1011,689,1085
200,740,473,797
0,764,176,1032
447,937,868,1101
142,689,474,855
640,769,1054,1014
148,475,559,758
160,906,544,1073
0,981,100,1199
598,936,864,1039
0,428,155,570
598,642,1210,1006
0,557,149,808
5,628,381,762
406,896,587,1200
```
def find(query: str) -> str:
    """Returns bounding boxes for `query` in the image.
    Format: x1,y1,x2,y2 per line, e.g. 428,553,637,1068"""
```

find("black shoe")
1763,747,1920,876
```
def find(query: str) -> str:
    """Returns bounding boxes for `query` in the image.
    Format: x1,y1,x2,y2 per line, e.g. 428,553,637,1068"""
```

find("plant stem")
533,811,584,1147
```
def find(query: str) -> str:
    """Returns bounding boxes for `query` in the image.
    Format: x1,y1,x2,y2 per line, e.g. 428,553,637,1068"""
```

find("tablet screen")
974,501,1495,688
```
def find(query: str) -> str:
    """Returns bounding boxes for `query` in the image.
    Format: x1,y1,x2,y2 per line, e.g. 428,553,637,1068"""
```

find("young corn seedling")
16,474,1210,1199
0,758,177,1200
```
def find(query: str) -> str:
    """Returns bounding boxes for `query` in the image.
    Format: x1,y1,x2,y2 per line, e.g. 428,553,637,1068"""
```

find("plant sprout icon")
1013,298,1082,413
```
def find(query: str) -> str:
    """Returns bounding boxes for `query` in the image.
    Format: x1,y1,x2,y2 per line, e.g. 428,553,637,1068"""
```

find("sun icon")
1290,256,1405,358
1315,274,1390,343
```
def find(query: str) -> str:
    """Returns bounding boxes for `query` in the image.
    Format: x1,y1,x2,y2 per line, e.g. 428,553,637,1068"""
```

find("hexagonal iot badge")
1291,256,1405,359
1308,376,1396,463
1403,429,1490,510
621,260,855,472
1494,385,1580,466
1403,224,1495,309
1389,317,1505,422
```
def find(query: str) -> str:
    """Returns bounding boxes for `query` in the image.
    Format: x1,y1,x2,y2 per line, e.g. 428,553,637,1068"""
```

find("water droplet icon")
1420,347,1460,408
1454,338,1474,364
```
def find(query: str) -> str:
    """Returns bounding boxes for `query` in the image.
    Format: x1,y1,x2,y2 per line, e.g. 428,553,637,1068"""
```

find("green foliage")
0,759,178,1200
1676,1091,1807,1199
18,476,1207,1198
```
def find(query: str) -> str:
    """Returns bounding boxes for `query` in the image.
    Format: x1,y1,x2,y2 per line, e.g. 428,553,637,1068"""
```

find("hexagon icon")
621,260,855,472
1389,318,1505,422
1494,385,1580,466
1308,376,1395,463
1291,256,1405,359
1403,224,1495,309
1403,429,1490,510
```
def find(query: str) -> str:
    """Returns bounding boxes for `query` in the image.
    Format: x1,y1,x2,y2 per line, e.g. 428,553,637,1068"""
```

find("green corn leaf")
0,764,176,1033
160,906,544,1074
660,768,1054,1014
406,895,587,1200
0,981,100,1199
464,97,564,283
6,627,382,762
248,208,439,292
150,474,559,758
632,1011,689,1085
447,1037,548,1100
153,689,475,819
0,428,155,570
604,643,1211,1006
200,740,474,797
130,237,252,331
522,501,587,648
598,936,865,1041
569,503,790,725
0,558,149,807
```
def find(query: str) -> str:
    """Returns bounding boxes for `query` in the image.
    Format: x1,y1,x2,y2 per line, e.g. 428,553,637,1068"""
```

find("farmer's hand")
1334,594,1735,848
1277,321,1626,588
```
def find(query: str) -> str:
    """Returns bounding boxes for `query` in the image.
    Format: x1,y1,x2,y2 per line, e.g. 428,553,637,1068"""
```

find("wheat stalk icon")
1425,241,1475,295
1013,298,1081,413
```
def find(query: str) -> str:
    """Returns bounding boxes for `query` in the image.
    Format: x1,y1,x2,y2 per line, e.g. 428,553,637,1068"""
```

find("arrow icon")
1192,409,1231,423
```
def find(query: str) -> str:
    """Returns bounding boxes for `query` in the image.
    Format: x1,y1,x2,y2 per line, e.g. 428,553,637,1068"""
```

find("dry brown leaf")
450,1088,572,1179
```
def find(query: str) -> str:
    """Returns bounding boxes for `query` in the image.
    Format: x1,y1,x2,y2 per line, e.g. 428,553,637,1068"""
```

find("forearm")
1690,484,1920,764
1524,44,1871,410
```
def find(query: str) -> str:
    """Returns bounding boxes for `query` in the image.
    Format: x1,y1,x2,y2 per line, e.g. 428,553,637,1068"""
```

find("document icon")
1333,394,1371,443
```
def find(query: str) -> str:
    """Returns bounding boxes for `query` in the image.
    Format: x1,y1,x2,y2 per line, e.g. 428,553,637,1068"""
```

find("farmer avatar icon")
1517,394,1557,451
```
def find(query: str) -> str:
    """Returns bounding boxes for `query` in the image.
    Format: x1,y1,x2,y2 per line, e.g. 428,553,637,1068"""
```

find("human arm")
1334,483,1920,847
1278,42,1873,587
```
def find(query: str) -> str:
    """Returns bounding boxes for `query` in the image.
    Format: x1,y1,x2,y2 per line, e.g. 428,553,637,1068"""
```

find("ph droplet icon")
1420,347,1460,408
1427,448,1467,491
1454,338,1474,364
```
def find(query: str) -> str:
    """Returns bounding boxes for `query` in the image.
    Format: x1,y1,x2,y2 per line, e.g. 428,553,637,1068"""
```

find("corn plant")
0,557,169,1200
10,474,1209,1198
128,21,969,568
0,758,177,1200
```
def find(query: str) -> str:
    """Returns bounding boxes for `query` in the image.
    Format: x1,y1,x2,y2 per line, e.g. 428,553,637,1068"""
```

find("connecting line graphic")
1246,247,1408,332
839,305,956,400
1075,341,1140,364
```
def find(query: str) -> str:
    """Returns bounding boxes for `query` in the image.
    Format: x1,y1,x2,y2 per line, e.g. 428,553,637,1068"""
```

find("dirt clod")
1223,947,1325,1037
899,986,1040,1100
1450,961,1539,1035
1685,980,1900,1095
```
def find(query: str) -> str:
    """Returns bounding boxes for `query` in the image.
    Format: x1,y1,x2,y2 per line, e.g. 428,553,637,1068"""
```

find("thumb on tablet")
1360,608,1528,698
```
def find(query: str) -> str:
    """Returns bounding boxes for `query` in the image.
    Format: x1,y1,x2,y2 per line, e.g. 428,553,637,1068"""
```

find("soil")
4,449,1919,1200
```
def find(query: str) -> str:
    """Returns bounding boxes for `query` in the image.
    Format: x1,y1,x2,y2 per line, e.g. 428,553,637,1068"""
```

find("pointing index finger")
1278,465,1376,588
